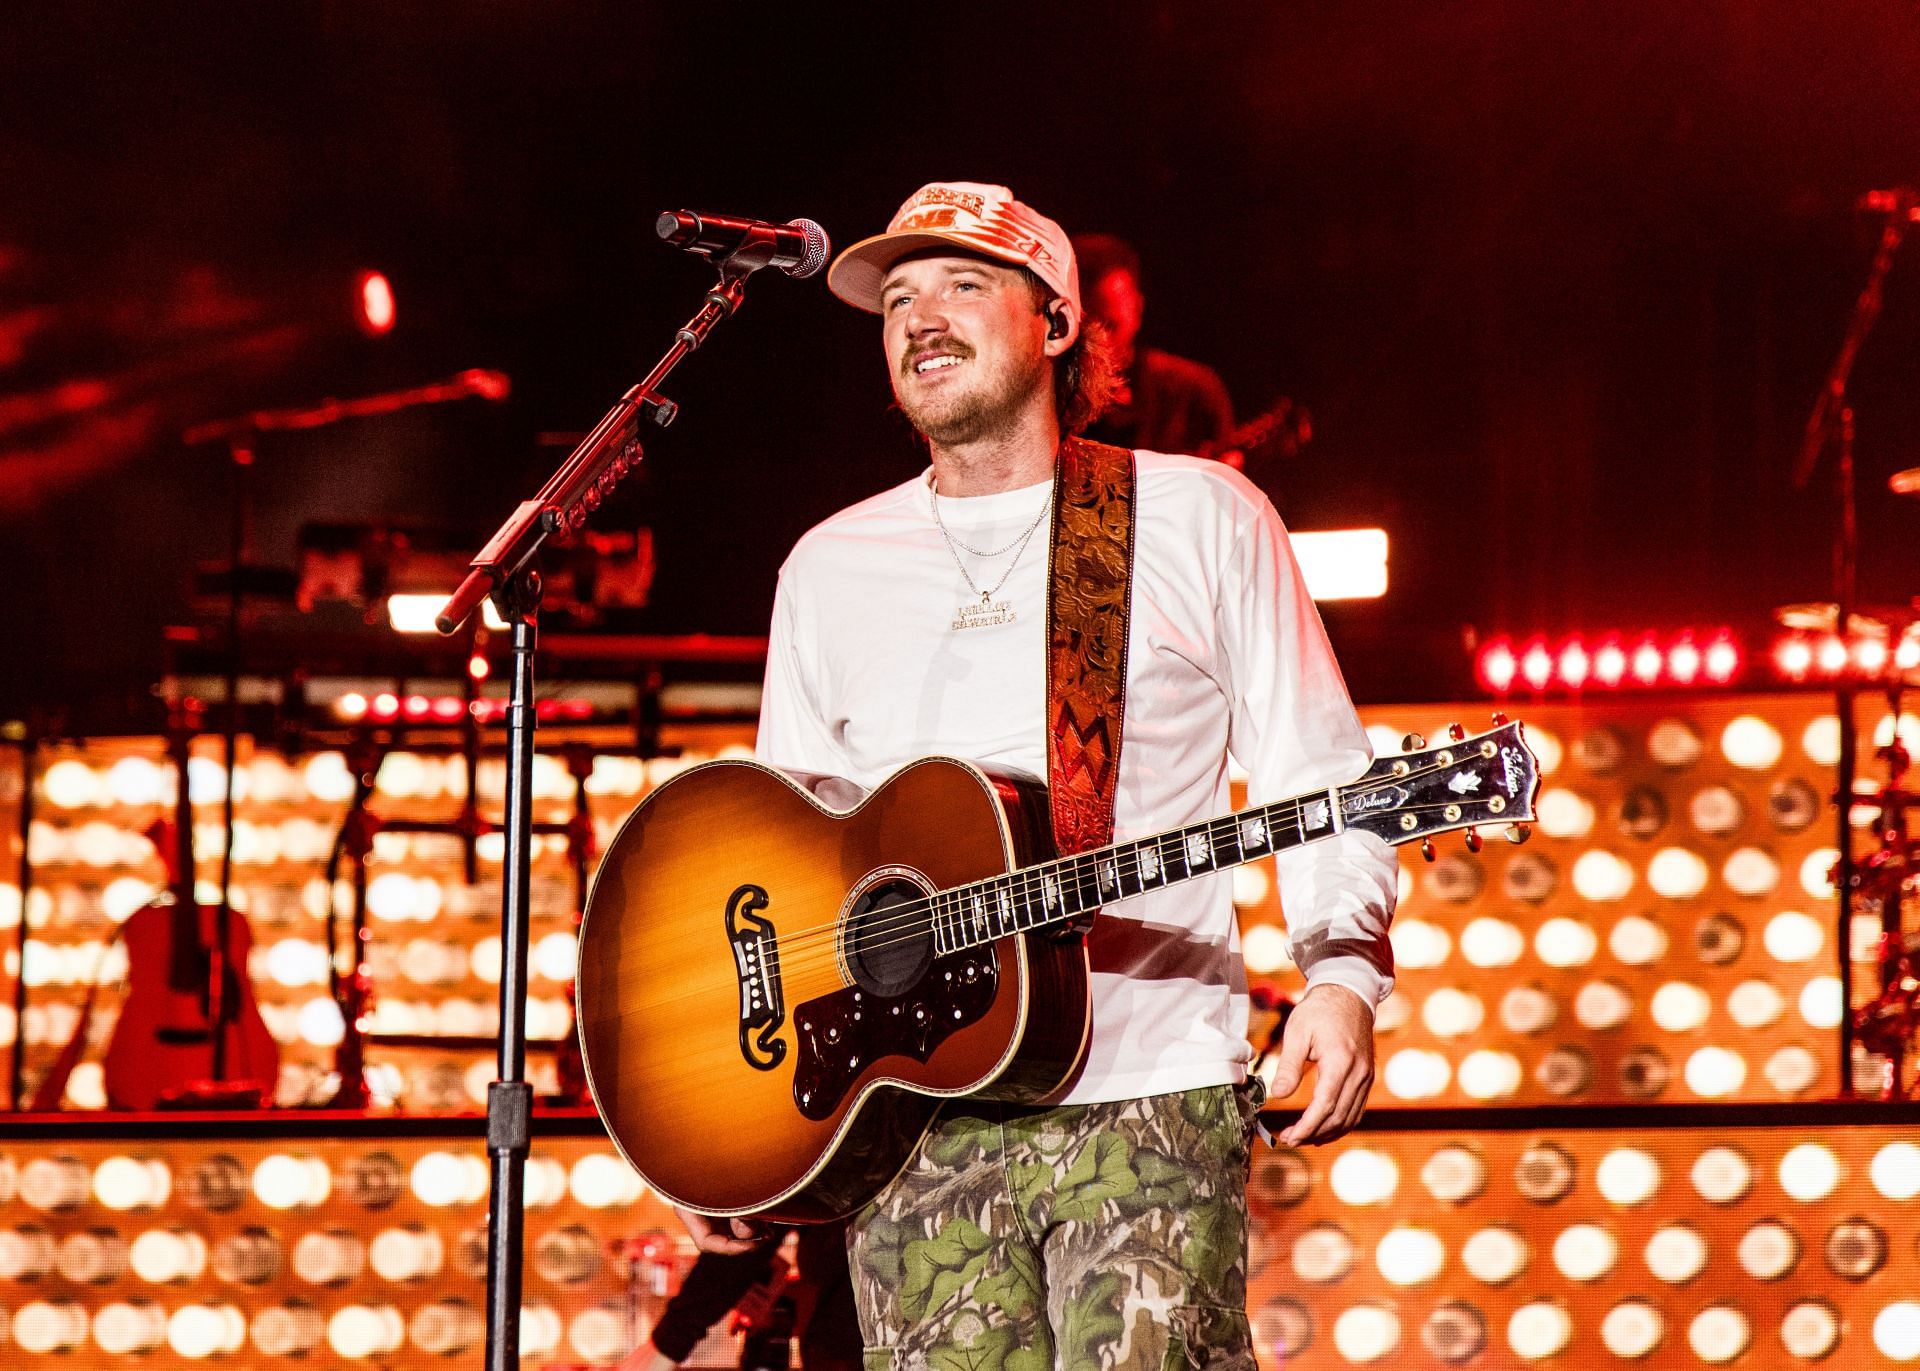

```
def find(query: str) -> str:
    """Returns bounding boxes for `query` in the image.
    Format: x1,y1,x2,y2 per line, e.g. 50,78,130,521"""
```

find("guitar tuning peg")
1420,838,1436,862
1463,826,1483,853
1401,732,1427,751
1505,823,1532,845
1447,722,1467,742
1491,711,1509,727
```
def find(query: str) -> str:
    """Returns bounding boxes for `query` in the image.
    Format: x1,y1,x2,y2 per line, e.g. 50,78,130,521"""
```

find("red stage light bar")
1774,628,1920,685
1475,629,1744,695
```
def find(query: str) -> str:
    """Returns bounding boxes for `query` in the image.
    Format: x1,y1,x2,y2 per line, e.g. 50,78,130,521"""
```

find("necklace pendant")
952,596,1017,632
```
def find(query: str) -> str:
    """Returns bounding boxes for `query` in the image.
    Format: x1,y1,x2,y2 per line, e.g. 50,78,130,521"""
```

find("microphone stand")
437,248,778,1371
1792,196,1913,1096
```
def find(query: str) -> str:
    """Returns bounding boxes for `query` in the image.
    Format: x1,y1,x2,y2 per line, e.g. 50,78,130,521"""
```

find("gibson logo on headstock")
1500,746,1527,796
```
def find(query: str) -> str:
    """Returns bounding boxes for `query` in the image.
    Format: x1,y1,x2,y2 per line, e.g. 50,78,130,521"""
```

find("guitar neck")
929,785,1339,957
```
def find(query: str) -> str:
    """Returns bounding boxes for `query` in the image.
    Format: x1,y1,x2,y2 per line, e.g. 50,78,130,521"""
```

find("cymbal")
1773,601,1920,637
1892,467,1920,497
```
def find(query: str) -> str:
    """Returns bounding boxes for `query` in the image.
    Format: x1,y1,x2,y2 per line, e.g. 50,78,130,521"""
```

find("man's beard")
895,348,1051,447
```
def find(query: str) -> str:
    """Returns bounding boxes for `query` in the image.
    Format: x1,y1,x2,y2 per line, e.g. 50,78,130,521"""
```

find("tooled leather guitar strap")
1045,436,1137,879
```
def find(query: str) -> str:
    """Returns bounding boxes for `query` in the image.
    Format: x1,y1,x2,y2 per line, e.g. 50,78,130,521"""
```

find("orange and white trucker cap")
827,181,1081,321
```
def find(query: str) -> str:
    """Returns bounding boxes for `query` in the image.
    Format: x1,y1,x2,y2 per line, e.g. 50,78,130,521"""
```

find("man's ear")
1044,301,1078,353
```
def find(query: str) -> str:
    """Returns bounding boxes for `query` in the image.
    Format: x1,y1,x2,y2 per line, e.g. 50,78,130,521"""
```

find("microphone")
1858,188,1920,222
655,211,830,279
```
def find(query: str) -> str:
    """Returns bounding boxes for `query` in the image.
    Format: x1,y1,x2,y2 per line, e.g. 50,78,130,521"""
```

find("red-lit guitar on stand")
102,714,278,1110
576,719,1537,1221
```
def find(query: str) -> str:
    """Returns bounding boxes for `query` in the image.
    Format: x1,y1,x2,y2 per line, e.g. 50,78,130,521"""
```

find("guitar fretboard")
929,787,1339,956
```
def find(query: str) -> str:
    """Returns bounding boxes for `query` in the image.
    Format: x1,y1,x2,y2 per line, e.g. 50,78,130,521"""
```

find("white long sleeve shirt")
755,452,1397,1103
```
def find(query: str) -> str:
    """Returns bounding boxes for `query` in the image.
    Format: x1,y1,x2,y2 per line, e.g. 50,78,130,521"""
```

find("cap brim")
826,230,1036,314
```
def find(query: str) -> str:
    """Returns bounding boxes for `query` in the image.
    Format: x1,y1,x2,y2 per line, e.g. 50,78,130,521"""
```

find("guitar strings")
754,746,1497,969
746,747,1512,980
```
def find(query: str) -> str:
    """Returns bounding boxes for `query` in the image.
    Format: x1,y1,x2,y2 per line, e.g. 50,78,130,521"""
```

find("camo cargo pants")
848,1083,1260,1371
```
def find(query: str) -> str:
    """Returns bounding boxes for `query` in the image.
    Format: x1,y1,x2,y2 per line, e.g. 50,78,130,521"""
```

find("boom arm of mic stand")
1792,212,1910,488
436,267,753,636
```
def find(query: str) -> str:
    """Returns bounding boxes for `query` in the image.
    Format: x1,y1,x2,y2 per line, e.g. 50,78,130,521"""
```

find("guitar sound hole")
844,879,935,998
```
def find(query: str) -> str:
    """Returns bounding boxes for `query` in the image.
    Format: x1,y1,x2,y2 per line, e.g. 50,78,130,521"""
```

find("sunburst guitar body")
576,724,1537,1222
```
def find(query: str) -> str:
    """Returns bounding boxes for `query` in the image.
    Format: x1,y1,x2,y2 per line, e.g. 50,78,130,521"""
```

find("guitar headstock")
1336,717,1539,856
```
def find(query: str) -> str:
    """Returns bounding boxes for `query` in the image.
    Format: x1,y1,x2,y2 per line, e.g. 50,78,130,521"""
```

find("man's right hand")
674,1205,767,1255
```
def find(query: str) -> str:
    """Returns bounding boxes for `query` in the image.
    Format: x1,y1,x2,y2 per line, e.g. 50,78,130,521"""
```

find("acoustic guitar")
576,721,1537,1221
102,727,279,1110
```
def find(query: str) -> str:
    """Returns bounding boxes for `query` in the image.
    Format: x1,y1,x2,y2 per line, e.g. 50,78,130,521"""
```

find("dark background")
3,2,1918,717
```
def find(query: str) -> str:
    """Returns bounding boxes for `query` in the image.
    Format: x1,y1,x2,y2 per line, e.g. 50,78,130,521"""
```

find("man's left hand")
1267,983,1376,1146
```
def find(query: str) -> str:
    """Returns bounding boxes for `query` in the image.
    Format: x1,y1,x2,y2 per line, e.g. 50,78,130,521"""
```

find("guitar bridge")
727,885,787,1072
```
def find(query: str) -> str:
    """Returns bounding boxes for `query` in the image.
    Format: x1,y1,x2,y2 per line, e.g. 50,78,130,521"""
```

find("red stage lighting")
1593,640,1628,688
1630,640,1664,685
1556,641,1591,689
1777,638,1814,680
371,693,400,721
1816,635,1849,675
1854,637,1890,673
1520,641,1554,691
356,272,396,335
1668,638,1702,685
1704,634,1740,684
335,692,369,722
1477,640,1518,693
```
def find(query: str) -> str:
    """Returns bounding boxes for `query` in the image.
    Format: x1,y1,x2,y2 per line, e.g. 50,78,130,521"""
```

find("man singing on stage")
678,182,1396,1368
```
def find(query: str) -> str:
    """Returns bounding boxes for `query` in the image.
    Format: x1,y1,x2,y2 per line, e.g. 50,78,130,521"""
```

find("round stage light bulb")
1874,711,1920,752
1800,848,1839,899
1536,788,1595,839
1382,1049,1451,1100
1871,1142,1920,1201
106,755,165,807
1537,918,1599,967
293,1230,366,1286
1515,1144,1577,1203
93,1156,169,1211
1689,783,1746,835
525,1157,570,1209
303,752,355,803
1376,1227,1445,1286
186,755,233,806
1736,1219,1800,1281
167,1303,246,1359
570,1304,631,1363
1328,1148,1400,1206
1333,1305,1400,1363
1462,1227,1529,1285
1722,716,1784,770
1537,1045,1595,1097
1597,1148,1661,1205
1651,981,1711,1032
1421,1146,1488,1204
1764,911,1824,963
1875,1304,1920,1361
410,1152,476,1208
1779,1144,1842,1202
532,930,578,983
1723,847,1781,897
520,1303,564,1355
1799,976,1843,1029
1645,1224,1708,1283
15,1300,88,1353
1458,1050,1523,1100
1507,1301,1572,1360
1801,714,1842,765
1242,923,1289,973
1574,979,1634,1030
1552,1223,1618,1280
1824,1217,1887,1280
1648,719,1704,768
1391,920,1451,970
94,1300,168,1355
1608,914,1669,966
1728,980,1785,1029
1688,1305,1752,1364
1527,726,1564,774
1781,1301,1841,1361
1421,988,1484,1038
1290,1223,1355,1283
1572,850,1634,902
1685,1046,1747,1097
1765,1045,1820,1095
1499,984,1558,1034
252,1154,329,1210
43,759,101,809
267,938,330,989
130,1228,207,1283
1231,863,1270,908
1600,1299,1665,1359
1374,993,1413,1034
1648,847,1710,898
328,1304,405,1359
569,1153,646,1208
370,1225,443,1283
1425,854,1485,903
297,996,345,1046
1461,918,1524,968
